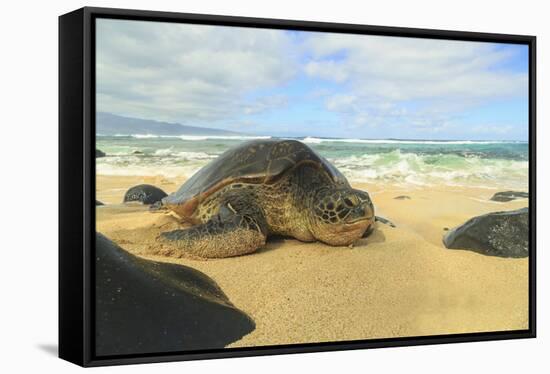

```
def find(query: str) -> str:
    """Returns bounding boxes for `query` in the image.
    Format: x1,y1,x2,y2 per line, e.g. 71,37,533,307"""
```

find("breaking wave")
330,150,528,188
96,136,528,189
302,136,523,145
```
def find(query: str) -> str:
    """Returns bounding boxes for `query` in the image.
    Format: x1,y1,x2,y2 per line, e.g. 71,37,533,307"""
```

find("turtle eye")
344,195,359,207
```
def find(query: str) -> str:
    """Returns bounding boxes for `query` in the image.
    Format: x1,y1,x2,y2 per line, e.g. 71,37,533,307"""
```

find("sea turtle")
158,139,375,258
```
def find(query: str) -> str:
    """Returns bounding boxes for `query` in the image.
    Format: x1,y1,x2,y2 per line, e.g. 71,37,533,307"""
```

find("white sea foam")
177,135,271,141
97,149,528,190
131,134,159,139
152,148,174,156
302,137,522,145
329,150,528,189
96,136,528,190
153,148,217,160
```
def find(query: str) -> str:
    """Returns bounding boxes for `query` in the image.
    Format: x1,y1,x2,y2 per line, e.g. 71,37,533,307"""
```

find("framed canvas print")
59,7,536,367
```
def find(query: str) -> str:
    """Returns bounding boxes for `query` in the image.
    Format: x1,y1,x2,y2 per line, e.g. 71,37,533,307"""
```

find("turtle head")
309,187,375,246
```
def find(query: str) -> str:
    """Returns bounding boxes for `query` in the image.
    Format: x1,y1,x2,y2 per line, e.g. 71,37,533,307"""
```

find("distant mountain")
96,112,244,136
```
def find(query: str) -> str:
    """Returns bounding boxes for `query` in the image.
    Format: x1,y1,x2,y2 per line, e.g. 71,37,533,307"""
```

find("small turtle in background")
157,139,375,258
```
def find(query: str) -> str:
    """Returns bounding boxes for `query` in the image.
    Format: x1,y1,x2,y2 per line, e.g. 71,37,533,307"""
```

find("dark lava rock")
490,191,529,202
96,149,106,158
96,200,104,206
132,150,144,155
123,184,167,205
394,195,411,200
95,233,255,356
443,207,529,258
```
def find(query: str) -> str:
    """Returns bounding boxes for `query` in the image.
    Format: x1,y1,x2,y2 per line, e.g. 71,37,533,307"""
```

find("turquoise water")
96,135,529,189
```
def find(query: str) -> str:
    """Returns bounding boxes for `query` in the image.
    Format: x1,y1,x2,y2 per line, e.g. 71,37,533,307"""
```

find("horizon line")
97,112,528,143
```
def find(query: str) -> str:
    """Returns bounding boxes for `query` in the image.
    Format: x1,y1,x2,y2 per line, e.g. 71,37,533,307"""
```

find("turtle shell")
163,139,349,218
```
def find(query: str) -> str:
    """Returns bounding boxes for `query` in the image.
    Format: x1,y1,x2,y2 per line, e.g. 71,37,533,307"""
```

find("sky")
96,19,529,140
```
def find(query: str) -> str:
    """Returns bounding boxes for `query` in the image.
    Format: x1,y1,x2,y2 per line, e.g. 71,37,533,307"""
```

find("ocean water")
96,135,529,190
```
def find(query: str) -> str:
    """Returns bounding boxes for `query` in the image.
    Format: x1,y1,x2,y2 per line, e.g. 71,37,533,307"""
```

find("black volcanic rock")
123,184,167,205
443,208,529,258
96,149,106,158
95,233,255,356
490,191,529,202
96,200,104,206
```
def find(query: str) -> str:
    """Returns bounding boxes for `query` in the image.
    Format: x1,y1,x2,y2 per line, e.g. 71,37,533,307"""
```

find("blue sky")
97,19,529,140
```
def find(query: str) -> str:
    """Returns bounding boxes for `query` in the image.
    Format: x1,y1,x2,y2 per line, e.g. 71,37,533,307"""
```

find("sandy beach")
96,174,529,348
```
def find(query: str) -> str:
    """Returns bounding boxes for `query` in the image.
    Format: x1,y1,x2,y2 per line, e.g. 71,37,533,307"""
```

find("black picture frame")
59,6,536,367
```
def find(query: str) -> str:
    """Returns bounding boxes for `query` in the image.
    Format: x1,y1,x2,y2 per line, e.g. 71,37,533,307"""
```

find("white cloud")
304,60,349,83
471,124,514,135
243,95,288,115
303,33,528,134
325,94,357,111
96,20,528,139
96,19,298,125
305,34,526,99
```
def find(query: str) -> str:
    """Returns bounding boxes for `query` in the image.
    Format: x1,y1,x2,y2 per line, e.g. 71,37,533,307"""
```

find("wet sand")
96,175,529,347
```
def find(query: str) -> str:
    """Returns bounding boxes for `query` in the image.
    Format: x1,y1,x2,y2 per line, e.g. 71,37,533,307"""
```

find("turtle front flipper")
159,201,267,259
362,215,396,238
